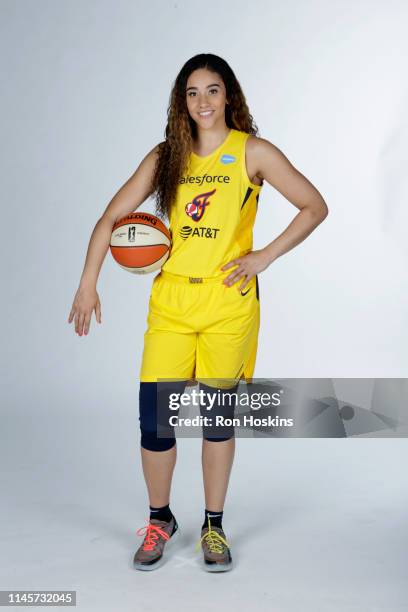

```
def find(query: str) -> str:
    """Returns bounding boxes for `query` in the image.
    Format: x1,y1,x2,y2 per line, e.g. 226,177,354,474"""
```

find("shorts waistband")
158,270,225,285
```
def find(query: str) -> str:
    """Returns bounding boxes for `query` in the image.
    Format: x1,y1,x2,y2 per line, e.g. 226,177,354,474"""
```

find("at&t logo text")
179,226,220,240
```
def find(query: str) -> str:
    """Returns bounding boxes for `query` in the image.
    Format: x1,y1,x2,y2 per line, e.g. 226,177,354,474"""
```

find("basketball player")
68,53,328,572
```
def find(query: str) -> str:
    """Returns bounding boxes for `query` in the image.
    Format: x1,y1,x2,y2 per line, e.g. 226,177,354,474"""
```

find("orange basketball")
110,212,171,274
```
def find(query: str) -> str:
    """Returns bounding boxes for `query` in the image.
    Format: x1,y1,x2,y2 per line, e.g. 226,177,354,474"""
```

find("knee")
140,431,176,451
203,434,234,442
139,381,184,452
199,381,238,442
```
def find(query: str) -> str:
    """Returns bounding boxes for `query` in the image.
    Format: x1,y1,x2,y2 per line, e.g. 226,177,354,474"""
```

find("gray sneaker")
195,519,233,572
133,516,179,571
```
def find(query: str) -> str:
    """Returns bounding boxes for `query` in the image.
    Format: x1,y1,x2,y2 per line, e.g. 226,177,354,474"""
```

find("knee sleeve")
199,381,239,441
139,381,187,451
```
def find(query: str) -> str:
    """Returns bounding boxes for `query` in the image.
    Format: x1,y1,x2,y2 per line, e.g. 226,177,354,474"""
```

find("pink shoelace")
136,519,170,551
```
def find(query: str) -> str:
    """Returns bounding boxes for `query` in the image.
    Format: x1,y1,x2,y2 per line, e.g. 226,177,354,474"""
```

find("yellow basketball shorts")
139,269,260,389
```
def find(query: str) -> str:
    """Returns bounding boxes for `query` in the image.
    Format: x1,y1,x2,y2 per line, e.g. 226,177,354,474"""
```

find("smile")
198,111,214,117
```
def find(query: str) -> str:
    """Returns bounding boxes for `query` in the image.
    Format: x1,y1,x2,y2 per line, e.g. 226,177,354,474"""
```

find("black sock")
149,503,173,523
202,508,223,530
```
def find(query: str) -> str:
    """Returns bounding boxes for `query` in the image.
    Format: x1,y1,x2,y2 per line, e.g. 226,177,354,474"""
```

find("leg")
198,384,237,572
139,380,189,507
134,275,197,570
196,286,259,510
141,445,177,507
194,276,260,570
139,271,197,504
202,437,235,511
198,380,239,510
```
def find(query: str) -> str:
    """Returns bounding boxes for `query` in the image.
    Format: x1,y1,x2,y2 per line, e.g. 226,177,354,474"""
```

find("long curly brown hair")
150,53,259,221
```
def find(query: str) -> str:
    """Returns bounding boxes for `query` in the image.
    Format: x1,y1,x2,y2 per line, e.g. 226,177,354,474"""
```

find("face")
185,68,228,128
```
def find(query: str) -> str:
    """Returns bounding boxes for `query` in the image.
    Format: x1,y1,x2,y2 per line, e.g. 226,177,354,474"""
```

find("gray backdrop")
1,1,407,610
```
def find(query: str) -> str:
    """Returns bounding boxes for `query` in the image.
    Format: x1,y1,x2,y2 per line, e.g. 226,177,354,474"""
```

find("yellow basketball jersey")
161,128,263,278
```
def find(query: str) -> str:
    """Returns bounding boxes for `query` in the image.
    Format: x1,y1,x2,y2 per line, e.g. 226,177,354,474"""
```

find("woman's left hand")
220,249,271,290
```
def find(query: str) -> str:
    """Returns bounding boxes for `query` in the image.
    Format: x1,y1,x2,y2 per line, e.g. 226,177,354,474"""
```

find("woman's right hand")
68,285,102,336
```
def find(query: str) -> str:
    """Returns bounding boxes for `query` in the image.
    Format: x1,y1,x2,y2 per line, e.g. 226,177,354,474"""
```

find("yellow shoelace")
195,516,229,554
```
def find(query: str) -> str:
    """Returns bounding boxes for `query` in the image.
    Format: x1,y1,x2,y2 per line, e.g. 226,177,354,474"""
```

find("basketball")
110,212,171,274
185,202,198,215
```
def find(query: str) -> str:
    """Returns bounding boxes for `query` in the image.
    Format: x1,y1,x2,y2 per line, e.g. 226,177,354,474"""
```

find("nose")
197,92,210,106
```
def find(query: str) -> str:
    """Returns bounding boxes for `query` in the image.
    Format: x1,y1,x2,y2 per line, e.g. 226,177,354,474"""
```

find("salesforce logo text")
179,174,231,186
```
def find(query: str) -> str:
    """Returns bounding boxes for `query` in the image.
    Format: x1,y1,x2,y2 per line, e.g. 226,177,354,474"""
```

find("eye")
187,89,219,97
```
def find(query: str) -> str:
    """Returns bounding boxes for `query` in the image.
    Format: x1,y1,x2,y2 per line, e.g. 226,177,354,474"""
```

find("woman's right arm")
68,143,161,337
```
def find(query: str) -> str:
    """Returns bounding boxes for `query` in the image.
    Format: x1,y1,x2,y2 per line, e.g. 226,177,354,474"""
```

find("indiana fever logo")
185,189,216,222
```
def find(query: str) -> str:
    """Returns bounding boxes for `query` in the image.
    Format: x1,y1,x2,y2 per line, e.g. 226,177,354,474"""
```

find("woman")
68,53,328,572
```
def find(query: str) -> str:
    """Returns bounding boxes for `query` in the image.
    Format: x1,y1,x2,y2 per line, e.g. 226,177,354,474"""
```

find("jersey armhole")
241,133,263,191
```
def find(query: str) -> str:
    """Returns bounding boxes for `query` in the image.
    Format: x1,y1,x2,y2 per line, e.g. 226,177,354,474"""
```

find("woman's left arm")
221,138,329,289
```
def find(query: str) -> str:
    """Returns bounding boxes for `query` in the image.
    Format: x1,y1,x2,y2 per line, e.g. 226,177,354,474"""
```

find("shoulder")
131,142,164,184
245,134,278,157
150,141,165,156
139,141,164,167
244,134,289,178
